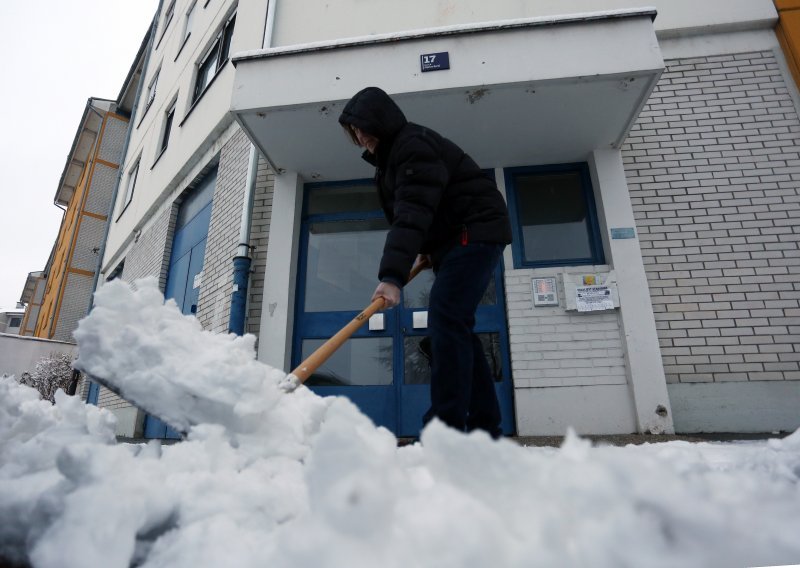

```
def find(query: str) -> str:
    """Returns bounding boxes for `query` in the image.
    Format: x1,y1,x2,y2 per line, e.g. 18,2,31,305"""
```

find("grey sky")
0,0,160,311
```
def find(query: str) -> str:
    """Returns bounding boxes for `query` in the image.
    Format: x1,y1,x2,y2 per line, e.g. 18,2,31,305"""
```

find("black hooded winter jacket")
339,87,512,287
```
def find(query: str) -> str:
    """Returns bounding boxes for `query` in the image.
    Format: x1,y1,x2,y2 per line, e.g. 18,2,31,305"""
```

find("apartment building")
98,0,800,438
19,98,129,345
97,0,272,438
0,306,24,335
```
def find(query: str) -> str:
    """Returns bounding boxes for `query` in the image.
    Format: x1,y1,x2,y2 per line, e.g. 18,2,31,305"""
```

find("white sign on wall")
575,285,614,312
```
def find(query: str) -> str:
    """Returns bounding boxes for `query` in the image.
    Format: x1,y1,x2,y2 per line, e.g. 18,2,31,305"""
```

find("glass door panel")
403,333,503,385
304,220,388,312
302,337,393,386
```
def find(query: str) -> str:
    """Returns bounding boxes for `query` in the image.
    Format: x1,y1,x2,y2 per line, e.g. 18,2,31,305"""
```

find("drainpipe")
89,3,162,311
228,144,258,335
230,0,276,335
263,0,277,48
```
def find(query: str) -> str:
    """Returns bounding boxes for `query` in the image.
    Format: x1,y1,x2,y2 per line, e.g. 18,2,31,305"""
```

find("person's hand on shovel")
371,255,431,309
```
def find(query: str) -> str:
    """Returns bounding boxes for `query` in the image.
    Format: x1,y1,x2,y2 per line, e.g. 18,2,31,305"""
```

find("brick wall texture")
193,127,275,339
196,128,251,333
245,155,275,337
622,50,800,384
123,205,177,290
53,272,94,343
97,203,176,410
504,267,627,388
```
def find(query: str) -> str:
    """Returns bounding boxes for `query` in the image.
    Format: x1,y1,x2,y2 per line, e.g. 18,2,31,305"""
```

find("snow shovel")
289,258,430,384
77,259,430,436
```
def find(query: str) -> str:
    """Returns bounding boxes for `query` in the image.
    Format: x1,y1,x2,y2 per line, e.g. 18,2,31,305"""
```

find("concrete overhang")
231,8,663,181
55,98,115,207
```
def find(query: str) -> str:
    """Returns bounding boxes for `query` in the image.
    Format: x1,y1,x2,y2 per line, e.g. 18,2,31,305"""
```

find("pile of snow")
1,278,799,568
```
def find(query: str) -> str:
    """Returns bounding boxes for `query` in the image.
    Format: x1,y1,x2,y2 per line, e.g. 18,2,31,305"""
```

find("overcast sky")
0,0,160,311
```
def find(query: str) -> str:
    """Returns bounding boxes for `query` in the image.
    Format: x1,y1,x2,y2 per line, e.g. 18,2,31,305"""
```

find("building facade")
97,0,800,438
96,0,273,437
0,306,24,335
21,99,129,344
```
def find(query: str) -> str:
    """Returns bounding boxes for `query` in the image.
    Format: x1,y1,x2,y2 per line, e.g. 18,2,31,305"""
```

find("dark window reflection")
515,171,593,263
304,219,389,312
308,184,381,215
404,271,497,308
403,333,503,385
302,337,393,386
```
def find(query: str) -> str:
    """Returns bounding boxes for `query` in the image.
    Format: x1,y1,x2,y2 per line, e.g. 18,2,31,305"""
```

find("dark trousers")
423,243,503,437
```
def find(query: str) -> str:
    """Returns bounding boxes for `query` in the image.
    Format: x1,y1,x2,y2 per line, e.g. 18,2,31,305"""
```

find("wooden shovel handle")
291,259,430,384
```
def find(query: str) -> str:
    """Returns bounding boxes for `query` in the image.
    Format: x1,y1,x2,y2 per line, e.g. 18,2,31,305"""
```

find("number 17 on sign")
420,51,450,72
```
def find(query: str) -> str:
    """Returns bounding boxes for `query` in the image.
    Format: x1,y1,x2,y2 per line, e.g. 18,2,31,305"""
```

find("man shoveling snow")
1,278,799,568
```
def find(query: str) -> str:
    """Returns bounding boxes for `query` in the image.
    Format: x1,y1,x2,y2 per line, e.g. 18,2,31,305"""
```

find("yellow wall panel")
775,0,800,11
776,1,800,89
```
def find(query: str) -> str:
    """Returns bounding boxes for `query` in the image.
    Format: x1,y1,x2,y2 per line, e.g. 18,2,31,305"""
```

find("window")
183,1,196,43
121,160,140,212
505,163,604,268
8,317,22,328
160,100,176,155
145,69,159,111
107,261,125,282
161,0,176,38
192,12,236,104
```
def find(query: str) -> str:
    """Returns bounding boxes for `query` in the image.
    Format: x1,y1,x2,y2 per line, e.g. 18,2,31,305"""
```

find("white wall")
103,0,269,276
271,0,776,47
0,333,77,378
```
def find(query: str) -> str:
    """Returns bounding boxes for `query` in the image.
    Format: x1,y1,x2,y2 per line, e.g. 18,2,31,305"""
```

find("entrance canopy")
231,9,662,181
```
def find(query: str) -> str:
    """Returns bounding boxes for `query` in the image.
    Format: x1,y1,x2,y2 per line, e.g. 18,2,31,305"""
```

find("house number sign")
420,52,450,72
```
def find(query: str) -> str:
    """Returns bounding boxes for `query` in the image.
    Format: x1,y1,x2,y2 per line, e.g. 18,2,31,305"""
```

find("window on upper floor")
160,0,176,41
145,68,160,112
192,11,236,104
183,1,197,44
120,159,140,215
107,261,125,282
504,163,605,268
160,99,177,155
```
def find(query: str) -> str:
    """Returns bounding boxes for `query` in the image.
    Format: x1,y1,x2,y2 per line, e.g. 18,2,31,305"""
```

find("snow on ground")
1,278,799,568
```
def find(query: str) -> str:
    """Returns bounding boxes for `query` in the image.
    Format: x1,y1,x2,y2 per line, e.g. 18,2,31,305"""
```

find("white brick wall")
123,205,177,290
505,266,627,388
196,128,251,333
98,114,128,165
245,156,275,338
98,204,177,411
85,162,118,216
53,272,94,343
72,215,105,273
622,50,800,384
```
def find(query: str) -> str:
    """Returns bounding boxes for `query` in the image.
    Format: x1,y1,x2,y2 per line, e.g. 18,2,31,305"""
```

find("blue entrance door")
143,168,216,438
293,181,515,437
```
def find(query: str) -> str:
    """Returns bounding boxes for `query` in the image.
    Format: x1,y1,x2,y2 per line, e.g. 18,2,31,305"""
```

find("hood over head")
338,87,407,143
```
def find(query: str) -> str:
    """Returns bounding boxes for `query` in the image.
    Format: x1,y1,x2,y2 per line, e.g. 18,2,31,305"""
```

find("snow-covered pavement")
1,279,798,568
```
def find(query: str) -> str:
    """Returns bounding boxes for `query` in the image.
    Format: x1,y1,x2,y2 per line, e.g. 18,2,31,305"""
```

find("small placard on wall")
532,277,558,307
420,52,450,72
610,227,636,239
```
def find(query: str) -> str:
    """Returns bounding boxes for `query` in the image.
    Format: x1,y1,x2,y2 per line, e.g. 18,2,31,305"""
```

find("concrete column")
256,171,303,371
589,148,675,434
